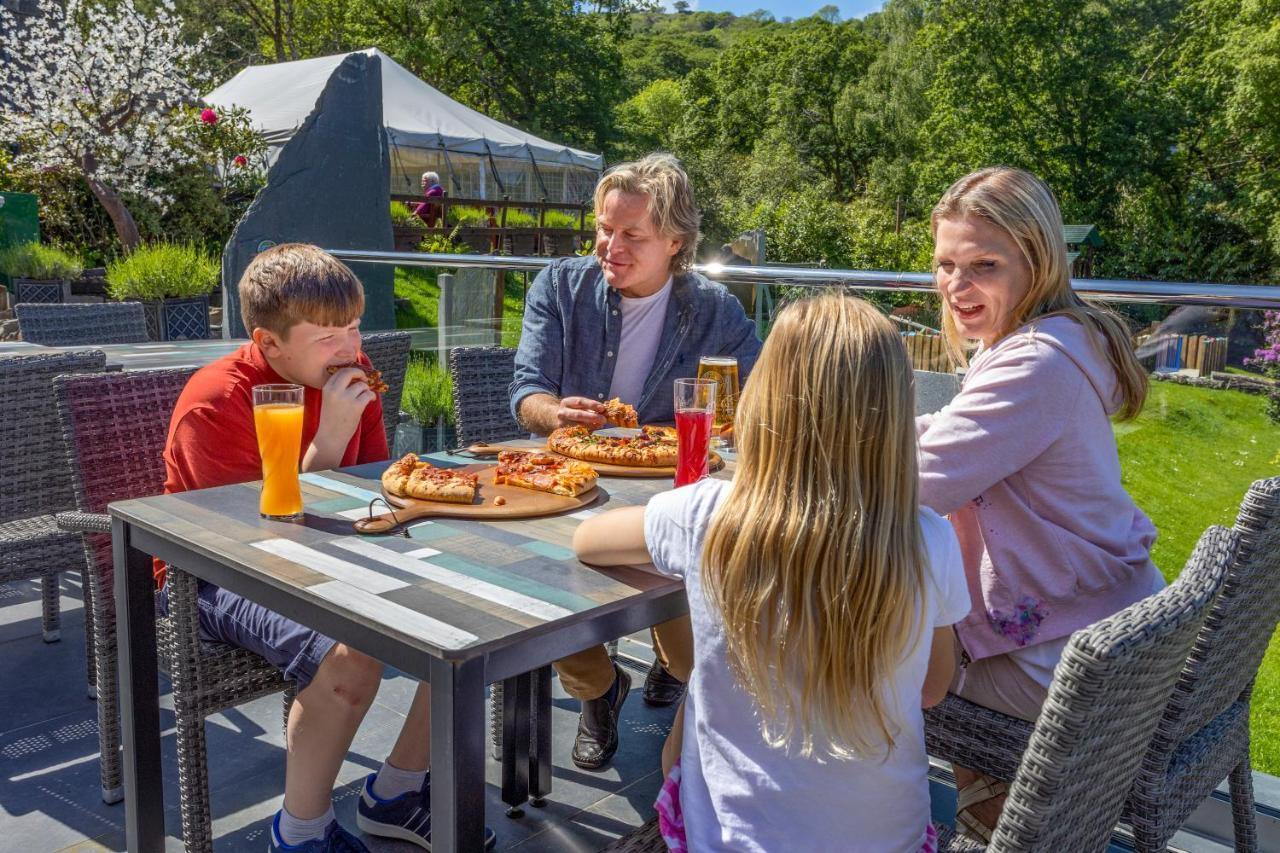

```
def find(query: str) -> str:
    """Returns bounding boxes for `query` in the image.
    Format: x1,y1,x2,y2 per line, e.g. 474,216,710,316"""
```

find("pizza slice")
601,397,639,429
494,449,598,497
327,362,390,394
381,453,478,504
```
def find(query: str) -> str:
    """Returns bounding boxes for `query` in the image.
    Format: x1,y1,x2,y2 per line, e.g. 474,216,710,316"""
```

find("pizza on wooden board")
327,362,390,394
548,425,680,467
601,397,639,429
494,450,598,497
381,454,478,504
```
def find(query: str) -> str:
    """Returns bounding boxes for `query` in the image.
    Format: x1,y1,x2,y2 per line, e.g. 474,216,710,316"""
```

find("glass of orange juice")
253,384,305,520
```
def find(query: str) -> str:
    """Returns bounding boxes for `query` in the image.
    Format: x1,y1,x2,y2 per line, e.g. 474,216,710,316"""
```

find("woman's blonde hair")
932,166,1147,420
702,293,926,759
593,153,701,272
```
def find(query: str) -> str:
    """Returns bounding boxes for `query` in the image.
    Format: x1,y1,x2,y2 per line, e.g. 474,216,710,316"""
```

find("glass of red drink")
674,377,717,487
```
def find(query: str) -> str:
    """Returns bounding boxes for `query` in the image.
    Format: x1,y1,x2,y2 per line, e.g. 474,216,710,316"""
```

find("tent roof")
203,48,603,170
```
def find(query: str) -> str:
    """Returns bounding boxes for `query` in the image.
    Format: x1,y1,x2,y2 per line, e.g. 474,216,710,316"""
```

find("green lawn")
394,266,526,348
1115,379,1280,772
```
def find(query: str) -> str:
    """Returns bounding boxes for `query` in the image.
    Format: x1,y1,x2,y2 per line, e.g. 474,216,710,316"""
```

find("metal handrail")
327,249,1280,309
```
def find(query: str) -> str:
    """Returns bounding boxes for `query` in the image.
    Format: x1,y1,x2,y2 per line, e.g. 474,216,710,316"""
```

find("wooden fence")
391,193,593,256
901,331,951,372
1139,333,1229,377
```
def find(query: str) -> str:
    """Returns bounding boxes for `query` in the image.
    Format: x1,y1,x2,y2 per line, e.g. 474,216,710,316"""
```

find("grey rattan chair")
16,301,149,346
924,477,1280,851
360,331,412,449
0,351,105,692
603,525,1232,853
449,345,525,444
55,368,294,852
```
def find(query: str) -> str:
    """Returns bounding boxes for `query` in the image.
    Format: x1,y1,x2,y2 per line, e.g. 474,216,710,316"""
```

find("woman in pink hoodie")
917,167,1163,840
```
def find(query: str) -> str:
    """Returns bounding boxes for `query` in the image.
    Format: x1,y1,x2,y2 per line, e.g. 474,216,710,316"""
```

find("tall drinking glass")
697,355,740,448
674,377,717,488
253,384,305,520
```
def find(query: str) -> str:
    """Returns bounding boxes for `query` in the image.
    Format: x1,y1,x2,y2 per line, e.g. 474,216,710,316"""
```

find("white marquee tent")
204,48,603,203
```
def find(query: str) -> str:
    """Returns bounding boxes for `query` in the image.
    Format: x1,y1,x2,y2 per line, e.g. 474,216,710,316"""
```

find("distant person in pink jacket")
413,171,444,226
916,166,1163,841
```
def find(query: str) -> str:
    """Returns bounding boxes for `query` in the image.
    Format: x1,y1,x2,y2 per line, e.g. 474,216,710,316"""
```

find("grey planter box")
14,277,71,303
393,415,457,456
130,294,212,341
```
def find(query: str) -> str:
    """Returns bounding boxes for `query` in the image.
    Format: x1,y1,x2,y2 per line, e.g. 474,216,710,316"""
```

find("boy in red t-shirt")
163,244,493,852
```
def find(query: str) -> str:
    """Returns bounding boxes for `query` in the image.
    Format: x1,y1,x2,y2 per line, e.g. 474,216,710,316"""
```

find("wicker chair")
449,345,525,445
55,368,294,853
0,351,106,694
360,331,412,449
924,477,1280,851
15,301,149,346
604,525,1231,853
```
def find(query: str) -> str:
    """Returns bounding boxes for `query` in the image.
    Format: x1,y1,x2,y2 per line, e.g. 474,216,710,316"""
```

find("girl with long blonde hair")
575,294,969,852
918,167,1163,840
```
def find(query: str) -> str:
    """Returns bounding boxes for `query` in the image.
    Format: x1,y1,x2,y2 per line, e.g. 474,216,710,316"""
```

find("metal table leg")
531,666,553,806
430,655,487,853
500,672,531,816
114,519,165,852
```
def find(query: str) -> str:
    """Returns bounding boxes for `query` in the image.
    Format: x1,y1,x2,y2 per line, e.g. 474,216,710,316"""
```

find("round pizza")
548,425,679,467
382,454,478,504
494,450,598,497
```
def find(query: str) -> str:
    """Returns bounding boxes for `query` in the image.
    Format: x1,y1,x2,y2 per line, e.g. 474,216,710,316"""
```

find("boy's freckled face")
258,320,362,388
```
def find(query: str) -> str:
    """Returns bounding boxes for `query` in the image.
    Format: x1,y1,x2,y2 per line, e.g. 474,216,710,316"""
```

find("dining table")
0,338,247,370
110,443,726,852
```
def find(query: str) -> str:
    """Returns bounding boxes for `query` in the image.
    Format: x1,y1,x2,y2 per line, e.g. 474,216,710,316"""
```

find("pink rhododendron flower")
200,108,218,125
232,154,247,167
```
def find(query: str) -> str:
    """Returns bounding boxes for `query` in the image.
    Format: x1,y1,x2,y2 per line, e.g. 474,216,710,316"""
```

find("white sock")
275,804,335,847
371,760,428,800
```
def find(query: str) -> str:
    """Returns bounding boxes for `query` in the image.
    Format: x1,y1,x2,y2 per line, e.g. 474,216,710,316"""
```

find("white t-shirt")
607,277,673,406
644,478,970,853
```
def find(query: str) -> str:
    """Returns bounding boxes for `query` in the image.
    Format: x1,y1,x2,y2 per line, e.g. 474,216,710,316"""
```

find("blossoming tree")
0,0,207,251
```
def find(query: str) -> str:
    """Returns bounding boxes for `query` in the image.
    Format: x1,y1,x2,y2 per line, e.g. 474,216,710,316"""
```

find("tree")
673,0,691,12
0,0,207,251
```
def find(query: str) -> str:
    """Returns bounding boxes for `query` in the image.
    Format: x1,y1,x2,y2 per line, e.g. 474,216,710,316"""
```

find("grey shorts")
159,581,337,693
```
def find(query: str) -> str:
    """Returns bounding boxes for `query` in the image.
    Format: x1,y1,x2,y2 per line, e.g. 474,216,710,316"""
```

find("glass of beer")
674,377,717,488
697,355,740,449
253,384,305,520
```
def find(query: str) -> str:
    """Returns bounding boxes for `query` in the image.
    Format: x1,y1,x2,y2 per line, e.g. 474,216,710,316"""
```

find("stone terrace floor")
0,575,1236,852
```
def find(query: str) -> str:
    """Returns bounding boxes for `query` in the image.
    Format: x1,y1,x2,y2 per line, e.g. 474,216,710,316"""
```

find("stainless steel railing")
328,249,1280,310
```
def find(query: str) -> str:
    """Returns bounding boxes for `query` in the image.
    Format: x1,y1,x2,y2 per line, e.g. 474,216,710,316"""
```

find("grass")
1114,379,1280,772
400,355,455,424
394,266,526,349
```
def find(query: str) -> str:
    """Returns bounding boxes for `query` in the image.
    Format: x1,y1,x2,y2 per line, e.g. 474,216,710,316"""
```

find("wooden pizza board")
353,464,600,535
461,442,725,479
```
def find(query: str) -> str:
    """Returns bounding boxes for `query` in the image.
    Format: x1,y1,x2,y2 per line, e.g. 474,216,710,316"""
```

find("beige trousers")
554,615,694,700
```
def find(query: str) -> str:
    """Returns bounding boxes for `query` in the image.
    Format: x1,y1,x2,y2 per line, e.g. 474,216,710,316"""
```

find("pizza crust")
548,425,679,467
495,450,598,496
381,453,478,504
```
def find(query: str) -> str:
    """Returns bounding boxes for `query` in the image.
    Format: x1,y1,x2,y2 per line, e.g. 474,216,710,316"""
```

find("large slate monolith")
222,51,394,338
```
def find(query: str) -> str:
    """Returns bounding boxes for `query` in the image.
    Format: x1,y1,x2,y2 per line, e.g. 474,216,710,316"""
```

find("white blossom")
0,0,208,208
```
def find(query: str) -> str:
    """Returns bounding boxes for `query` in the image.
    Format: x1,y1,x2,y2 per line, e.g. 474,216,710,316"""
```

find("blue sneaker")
356,772,496,851
268,813,369,852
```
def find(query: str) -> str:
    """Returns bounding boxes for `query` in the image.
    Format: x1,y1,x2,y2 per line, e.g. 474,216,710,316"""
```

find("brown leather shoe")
642,660,686,707
571,665,631,770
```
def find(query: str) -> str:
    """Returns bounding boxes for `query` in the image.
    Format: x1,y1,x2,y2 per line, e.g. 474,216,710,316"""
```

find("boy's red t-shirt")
156,341,390,587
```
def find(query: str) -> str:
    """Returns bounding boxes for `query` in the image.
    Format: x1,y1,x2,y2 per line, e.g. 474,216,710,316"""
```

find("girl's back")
645,478,967,852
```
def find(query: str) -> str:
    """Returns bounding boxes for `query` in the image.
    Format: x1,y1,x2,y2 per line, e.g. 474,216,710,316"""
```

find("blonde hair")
238,243,364,337
702,293,926,759
931,166,1147,420
593,152,701,271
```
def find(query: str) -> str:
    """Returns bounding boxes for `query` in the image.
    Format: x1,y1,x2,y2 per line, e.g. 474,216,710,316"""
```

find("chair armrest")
924,693,1033,781
56,510,112,534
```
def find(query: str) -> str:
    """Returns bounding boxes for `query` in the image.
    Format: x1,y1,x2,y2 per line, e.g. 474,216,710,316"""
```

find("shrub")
0,241,84,280
106,242,219,300
400,356,455,424
542,209,589,229
447,205,489,227
1245,310,1280,424
390,201,426,228
502,208,538,228
418,230,468,254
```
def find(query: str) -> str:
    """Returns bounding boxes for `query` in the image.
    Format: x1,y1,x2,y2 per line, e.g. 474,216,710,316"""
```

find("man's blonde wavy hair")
932,166,1147,420
702,293,926,759
593,153,701,272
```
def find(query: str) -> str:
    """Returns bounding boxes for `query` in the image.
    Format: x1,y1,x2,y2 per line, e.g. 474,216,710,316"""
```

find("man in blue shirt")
510,154,761,769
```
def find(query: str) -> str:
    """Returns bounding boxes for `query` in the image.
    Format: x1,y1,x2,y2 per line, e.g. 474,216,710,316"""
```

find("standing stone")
222,51,395,338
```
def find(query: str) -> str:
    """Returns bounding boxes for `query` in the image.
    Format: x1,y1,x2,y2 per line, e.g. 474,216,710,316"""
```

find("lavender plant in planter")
106,243,219,340
0,242,83,303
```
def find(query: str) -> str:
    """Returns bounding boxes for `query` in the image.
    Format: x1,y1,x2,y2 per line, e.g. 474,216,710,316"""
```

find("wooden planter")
393,225,426,252
130,294,212,341
504,231,539,256
456,227,494,254
14,277,71,303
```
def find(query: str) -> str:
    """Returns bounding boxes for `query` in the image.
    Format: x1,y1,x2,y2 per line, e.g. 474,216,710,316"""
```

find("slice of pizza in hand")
494,449,598,497
381,453,478,504
601,397,639,429
327,362,390,394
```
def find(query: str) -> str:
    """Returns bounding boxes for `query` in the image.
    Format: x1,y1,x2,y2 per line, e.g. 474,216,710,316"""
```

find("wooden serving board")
461,443,724,479
353,464,600,535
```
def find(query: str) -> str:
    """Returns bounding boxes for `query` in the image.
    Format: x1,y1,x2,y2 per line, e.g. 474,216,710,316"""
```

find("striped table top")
110,448,731,661
0,338,247,370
